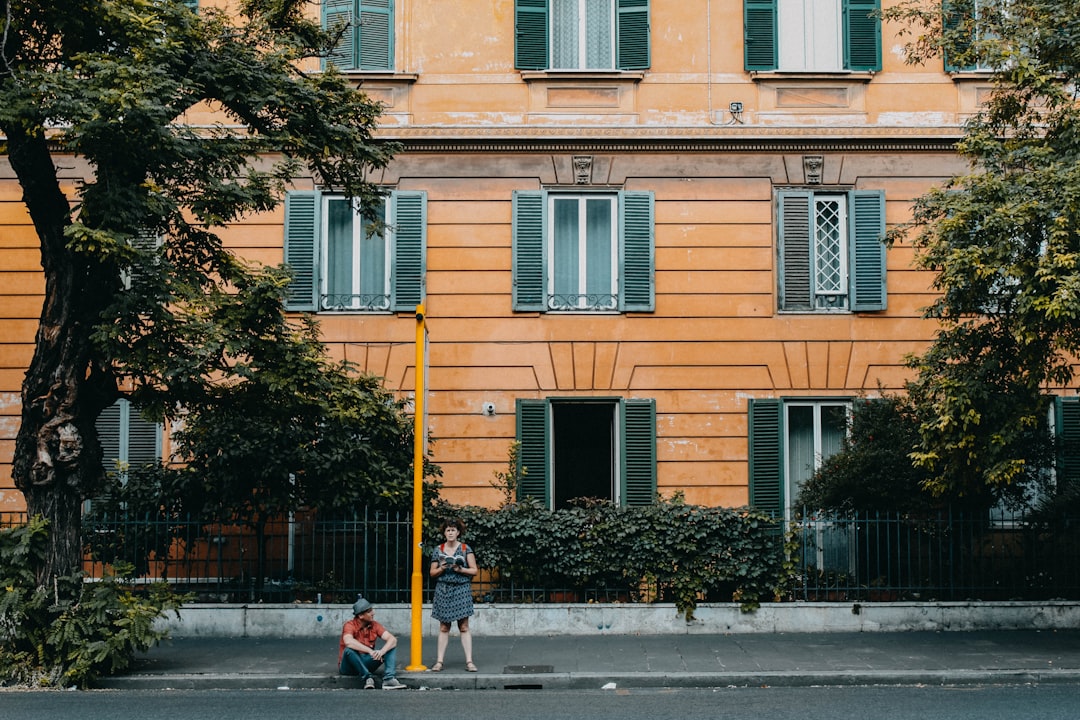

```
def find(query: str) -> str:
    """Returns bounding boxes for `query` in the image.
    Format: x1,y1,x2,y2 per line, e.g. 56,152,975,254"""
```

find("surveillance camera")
481,402,496,416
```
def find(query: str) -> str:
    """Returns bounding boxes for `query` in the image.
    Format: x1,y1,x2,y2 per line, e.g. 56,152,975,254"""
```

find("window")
992,397,1069,524
744,0,881,72
751,396,1080,520
515,0,650,71
323,0,394,71
96,399,163,478
944,0,1003,72
283,189,426,312
777,189,886,312
121,231,163,291
516,398,656,509
748,398,851,519
512,190,653,312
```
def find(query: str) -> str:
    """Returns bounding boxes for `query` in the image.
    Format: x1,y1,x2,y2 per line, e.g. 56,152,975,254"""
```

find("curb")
94,668,1080,691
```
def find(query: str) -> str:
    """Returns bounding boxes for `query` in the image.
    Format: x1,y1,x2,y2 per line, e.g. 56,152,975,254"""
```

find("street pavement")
96,629,1080,690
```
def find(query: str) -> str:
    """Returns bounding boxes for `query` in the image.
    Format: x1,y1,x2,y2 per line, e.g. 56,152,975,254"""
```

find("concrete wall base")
158,601,1080,638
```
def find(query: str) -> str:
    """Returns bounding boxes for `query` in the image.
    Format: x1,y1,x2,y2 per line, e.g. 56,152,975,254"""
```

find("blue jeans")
340,646,398,680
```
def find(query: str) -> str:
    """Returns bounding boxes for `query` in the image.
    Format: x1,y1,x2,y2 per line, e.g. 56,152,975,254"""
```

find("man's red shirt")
339,617,387,664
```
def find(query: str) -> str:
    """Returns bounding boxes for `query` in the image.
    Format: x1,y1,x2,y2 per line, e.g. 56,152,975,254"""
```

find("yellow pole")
406,304,428,672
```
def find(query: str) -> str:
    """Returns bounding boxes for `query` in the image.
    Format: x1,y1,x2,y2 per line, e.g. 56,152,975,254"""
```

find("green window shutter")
777,190,812,311
512,190,547,311
284,191,320,312
748,398,783,518
390,190,426,311
127,408,163,469
324,0,357,70
182,0,198,11
359,0,394,70
744,0,777,71
619,190,654,312
516,399,550,505
942,0,975,72
616,0,650,70
849,189,887,311
96,400,161,474
515,0,549,70
96,403,123,474
1057,397,1080,489
621,398,656,506
843,0,881,71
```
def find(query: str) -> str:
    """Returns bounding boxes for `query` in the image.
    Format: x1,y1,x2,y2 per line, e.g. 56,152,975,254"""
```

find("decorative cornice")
374,125,964,153
13,125,965,157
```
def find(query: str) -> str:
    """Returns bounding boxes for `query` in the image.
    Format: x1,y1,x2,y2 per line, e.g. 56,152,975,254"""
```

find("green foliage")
4,0,399,581
796,397,934,513
489,441,525,507
880,1,1080,497
1,518,186,688
796,396,1054,513
429,496,785,619
171,339,425,521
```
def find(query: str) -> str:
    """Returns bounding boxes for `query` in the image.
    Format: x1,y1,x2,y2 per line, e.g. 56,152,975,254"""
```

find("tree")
794,395,1052,514
882,0,1080,497
795,396,938,514
1,0,397,585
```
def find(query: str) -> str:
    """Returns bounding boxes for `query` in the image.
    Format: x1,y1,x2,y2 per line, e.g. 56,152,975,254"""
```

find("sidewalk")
97,630,1080,690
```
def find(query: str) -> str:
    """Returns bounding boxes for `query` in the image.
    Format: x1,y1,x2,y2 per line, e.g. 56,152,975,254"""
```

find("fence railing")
82,509,417,604
4,508,1080,604
788,508,1080,602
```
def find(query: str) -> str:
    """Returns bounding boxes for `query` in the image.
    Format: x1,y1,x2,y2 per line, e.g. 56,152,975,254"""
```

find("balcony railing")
320,293,391,312
547,293,618,311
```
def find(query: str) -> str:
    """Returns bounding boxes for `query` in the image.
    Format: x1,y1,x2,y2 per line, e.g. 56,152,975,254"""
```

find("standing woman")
429,517,478,672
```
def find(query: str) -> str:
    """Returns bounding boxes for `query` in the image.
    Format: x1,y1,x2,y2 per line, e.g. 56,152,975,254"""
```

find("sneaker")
382,678,406,690
363,677,376,690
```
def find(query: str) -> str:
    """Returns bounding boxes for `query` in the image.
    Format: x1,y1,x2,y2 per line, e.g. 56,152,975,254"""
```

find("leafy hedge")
428,495,786,619
1,517,186,688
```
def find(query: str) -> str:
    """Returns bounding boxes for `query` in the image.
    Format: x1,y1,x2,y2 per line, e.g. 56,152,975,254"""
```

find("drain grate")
503,664,555,674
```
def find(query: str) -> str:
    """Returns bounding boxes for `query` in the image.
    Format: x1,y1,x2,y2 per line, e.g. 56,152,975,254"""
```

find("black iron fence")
3,508,1080,603
788,508,1080,602
82,509,417,604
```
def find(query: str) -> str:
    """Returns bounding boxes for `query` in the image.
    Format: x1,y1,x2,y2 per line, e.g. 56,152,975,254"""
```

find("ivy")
429,495,786,620
0,518,187,688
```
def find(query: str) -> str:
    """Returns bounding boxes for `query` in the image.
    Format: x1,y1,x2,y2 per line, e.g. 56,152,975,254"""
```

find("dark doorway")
552,402,615,509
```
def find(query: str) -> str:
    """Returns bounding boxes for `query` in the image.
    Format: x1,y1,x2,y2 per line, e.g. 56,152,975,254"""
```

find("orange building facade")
0,1,1026,518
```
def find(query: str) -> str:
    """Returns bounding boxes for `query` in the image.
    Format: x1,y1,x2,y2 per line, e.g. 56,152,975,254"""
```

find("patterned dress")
431,542,475,623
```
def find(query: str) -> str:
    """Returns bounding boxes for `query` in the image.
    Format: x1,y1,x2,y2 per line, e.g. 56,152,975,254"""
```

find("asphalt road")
4,685,1080,720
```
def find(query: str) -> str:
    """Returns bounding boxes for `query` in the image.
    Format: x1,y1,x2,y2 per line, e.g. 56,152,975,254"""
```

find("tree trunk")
6,126,117,585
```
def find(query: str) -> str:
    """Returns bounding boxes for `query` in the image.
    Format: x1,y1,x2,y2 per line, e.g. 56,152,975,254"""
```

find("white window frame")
991,401,1056,526
812,193,850,302
785,399,853,574
546,192,619,311
784,400,852,520
971,0,1011,72
551,0,616,70
777,0,843,71
319,195,391,312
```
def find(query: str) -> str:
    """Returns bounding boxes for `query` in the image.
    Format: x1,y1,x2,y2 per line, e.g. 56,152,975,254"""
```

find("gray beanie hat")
352,596,373,616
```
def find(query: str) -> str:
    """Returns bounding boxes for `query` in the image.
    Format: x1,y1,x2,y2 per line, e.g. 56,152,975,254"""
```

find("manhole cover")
503,665,555,674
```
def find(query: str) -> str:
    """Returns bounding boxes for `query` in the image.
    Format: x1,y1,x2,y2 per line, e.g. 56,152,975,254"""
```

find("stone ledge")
157,601,1080,638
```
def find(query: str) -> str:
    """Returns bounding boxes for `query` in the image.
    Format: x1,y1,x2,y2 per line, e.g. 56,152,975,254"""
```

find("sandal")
430,662,444,672
465,662,478,672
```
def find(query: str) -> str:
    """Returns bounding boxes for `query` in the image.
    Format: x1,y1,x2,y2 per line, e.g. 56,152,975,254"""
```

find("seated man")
339,596,406,689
